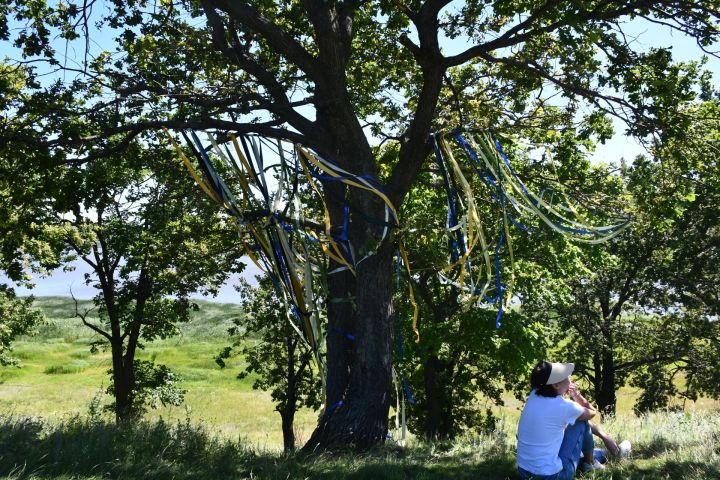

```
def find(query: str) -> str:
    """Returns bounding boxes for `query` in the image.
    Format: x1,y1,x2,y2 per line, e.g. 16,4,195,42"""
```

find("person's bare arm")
591,421,619,455
568,382,596,421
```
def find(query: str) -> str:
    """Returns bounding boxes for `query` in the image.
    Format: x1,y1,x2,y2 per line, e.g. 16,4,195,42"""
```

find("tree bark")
422,353,457,440
596,349,617,417
281,406,296,453
423,353,442,439
591,320,617,417
111,343,132,422
304,240,395,451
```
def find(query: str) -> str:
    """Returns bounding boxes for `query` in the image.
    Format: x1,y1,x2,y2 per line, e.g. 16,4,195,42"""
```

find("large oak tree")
2,1,718,449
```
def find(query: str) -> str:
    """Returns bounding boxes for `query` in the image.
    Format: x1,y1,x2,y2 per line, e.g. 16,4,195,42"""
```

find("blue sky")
1,11,718,303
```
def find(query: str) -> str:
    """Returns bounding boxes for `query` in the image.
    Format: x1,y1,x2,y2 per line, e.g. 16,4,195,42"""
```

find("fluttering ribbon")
161,128,420,410
163,126,629,415
432,128,632,327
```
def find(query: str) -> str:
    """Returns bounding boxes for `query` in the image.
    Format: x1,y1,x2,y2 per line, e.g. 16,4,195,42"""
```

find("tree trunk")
423,353,442,439
325,257,355,407
303,241,395,451
423,353,457,440
281,407,296,453
111,343,133,422
596,350,617,417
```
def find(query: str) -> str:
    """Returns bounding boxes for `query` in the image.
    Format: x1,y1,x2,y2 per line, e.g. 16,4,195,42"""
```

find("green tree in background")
393,119,616,439
0,133,245,420
537,99,720,416
2,1,719,448
0,62,51,368
0,286,45,367
63,145,245,421
217,278,321,452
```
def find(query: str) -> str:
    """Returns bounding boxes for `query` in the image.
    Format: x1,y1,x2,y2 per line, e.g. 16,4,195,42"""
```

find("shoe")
618,439,632,458
583,459,606,472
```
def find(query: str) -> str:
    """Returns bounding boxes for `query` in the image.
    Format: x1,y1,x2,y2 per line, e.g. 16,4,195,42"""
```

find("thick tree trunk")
596,350,617,417
304,241,395,451
325,254,355,407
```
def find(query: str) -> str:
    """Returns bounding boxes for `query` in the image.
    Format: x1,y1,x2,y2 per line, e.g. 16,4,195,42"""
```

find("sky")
1,9,718,303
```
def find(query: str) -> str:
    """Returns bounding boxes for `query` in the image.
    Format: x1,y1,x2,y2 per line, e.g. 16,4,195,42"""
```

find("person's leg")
554,420,592,480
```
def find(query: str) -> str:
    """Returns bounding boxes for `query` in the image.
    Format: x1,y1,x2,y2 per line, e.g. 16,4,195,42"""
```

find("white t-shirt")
516,391,585,476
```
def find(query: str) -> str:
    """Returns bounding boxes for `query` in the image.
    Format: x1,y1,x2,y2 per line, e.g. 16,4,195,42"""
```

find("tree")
0,63,50,368
392,132,576,439
0,286,45,367
217,278,321,452
1,133,244,420
538,99,720,416
2,1,719,448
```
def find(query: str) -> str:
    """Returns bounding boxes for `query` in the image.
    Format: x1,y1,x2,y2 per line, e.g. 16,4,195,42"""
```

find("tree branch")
49,118,306,164
201,3,320,141
201,0,322,81
70,287,110,341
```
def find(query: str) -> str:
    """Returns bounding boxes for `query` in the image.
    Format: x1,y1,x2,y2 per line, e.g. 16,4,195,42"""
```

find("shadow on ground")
1,415,718,480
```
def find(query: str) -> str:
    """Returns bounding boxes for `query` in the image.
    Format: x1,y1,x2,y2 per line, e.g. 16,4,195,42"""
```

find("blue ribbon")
327,326,355,341
326,400,344,413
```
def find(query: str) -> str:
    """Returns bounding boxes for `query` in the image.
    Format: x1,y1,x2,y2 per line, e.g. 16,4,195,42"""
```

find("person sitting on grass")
516,361,630,479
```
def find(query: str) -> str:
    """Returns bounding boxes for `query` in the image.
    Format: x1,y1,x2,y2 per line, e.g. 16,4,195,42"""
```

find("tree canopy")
1,0,719,449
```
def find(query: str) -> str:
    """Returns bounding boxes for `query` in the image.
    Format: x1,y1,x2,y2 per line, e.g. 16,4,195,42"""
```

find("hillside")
1,296,320,449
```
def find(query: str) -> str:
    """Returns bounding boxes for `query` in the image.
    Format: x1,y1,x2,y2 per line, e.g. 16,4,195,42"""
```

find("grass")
2,297,720,478
1,297,319,448
0,410,719,479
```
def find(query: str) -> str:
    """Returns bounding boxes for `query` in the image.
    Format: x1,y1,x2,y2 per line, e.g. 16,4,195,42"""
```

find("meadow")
1,297,719,479
0,297,320,449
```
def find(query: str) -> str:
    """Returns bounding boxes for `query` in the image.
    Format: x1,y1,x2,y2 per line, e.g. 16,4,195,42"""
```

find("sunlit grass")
3,296,719,455
0,297,320,449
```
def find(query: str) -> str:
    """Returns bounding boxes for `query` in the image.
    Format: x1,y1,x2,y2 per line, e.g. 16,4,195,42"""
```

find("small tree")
1,132,245,421
0,286,45,367
217,278,321,452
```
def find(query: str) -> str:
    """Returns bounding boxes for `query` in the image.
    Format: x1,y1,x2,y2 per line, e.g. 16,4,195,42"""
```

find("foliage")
0,285,45,366
2,0,719,448
217,278,321,451
535,99,720,415
391,122,619,438
0,135,245,420
105,360,186,418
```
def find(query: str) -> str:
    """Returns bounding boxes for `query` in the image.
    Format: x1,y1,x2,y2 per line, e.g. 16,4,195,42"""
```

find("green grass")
3,296,720,478
0,410,719,479
1,297,319,448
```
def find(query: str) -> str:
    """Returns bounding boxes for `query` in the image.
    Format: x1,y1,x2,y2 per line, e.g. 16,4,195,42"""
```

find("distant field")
1,296,718,453
0,297,320,450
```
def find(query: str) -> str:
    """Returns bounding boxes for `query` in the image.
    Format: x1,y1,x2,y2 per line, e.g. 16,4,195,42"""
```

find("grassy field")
1,297,720,479
0,297,320,449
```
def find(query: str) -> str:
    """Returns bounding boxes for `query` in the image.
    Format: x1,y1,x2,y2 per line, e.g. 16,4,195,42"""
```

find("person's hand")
567,382,579,399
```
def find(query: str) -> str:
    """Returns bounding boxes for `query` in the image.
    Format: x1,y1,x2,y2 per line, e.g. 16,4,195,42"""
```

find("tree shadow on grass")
0,415,252,480
1,415,523,480
5,415,719,480
253,452,519,480
607,461,720,480
631,436,680,459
